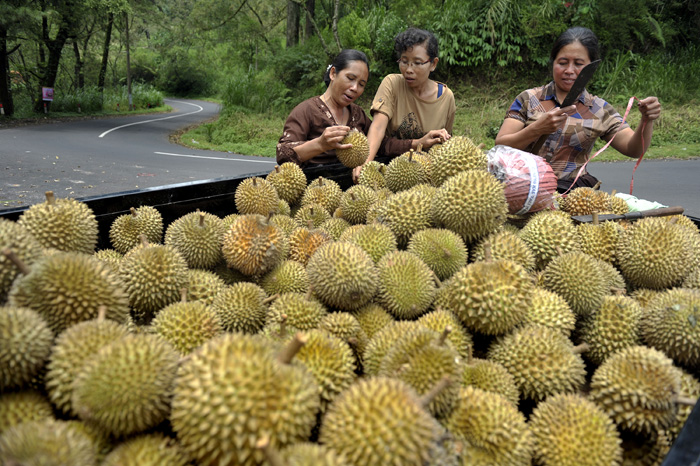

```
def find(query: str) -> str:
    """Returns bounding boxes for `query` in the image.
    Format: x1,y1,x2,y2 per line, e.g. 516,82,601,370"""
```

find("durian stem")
592,212,599,225
419,376,451,409
483,242,492,263
262,293,280,305
438,326,452,346
97,305,107,321
572,342,590,354
612,287,627,296
45,191,55,205
180,288,188,303
199,212,205,227
477,143,485,150
305,285,314,302
277,332,308,364
675,396,697,407
668,216,679,225
252,178,258,186
139,234,149,247
278,314,288,339
555,246,564,256
256,435,287,466
1,248,30,275
274,165,280,173
593,181,602,190
611,189,617,196
130,207,137,217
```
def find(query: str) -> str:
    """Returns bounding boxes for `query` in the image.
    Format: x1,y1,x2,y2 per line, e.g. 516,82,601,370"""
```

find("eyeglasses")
397,59,432,69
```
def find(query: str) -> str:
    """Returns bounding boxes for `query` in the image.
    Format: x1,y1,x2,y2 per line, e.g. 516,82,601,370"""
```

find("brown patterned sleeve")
276,101,313,166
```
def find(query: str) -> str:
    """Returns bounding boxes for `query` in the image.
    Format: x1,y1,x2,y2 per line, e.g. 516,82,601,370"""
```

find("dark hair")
394,28,439,61
550,27,600,64
323,49,369,87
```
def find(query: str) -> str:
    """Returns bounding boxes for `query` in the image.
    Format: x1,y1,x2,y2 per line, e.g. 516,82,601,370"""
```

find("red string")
562,96,646,196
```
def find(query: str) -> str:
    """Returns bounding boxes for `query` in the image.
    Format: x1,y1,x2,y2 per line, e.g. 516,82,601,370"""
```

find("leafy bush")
102,83,164,111
221,67,293,114
273,38,328,93
156,50,212,97
49,86,104,113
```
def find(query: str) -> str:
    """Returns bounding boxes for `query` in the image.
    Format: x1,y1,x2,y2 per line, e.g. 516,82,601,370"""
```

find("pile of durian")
1,136,699,466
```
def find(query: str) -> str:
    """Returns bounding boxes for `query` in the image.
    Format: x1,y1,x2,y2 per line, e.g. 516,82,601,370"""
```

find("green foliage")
102,83,164,111
50,86,106,113
155,49,213,97
272,38,328,94
221,67,294,113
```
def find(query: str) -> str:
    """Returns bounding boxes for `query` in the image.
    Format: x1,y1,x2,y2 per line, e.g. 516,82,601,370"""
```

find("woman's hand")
638,97,661,122
319,125,352,152
532,105,577,136
415,129,451,151
352,164,364,183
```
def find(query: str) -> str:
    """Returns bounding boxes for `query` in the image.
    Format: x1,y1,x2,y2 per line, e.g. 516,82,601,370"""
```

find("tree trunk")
34,23,70,112
332,0,342,52
286,0,300,47
0,24,13,116
304,0,314,41
124,12,132,110
98,12,113,93
73,41,83,89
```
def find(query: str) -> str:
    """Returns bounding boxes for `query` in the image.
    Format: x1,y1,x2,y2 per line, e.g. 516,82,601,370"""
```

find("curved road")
0,99,277,209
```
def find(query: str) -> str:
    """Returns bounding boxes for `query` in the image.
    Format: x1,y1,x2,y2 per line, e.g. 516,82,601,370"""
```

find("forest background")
2,0,700,161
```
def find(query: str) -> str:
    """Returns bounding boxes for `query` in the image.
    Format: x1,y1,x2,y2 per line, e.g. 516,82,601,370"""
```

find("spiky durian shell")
407,228,468,281
306,241,378,311
101,433,189,466
259,259,309,295
488,325,587,401
460,358,519,406
589,345,682,435
71,333,179,437
363,320,422,376
319,376,445,466
340,222,397,264
165,210,225,269
318,217,351,240
0,419,97,466
471,229,535,272
417,308,472,360
151,300,223,354
109,206,163,254
520,209,581,270
431,169,508,244
18,195,98,254
210,282,268,334
521,287,576,337
0,391,53,435
683,265,700,289
265,291,328,333
374,188,432,247
182,268,226,305
0,219,43,302
542,251,609,318
618,217,694,289
443,386,533,466
222,213,240,228
338,184,378,225
668,370,700,441
222,214,288,276
294,203,332,228
45,317,129,416
270,213,298,237
266,162,308,205
301,177,342,215
351,303,394,341
559,187,610,216
376,250,436,320
357,160,386,189
429,135,488,187
385,151,425,192
319,312,368,367
529,393,622,466
235,176,280,216
619,429,671,466
93,248,123,271
211,260,249,286
0,306,53,392
336,128,369,168
288,226,331,266
279,442,349,466
641,288,700,368
171,333,320,465
577,220,624,265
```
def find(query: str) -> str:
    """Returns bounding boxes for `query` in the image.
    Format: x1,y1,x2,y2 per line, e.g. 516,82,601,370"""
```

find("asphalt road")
0,99,277,208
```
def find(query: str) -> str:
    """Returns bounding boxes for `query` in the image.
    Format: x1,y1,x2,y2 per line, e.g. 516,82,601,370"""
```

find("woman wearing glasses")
352,28,456,182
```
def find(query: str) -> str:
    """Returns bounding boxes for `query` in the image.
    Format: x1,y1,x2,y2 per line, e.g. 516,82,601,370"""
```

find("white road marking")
98,100,204,138
154,152,276,163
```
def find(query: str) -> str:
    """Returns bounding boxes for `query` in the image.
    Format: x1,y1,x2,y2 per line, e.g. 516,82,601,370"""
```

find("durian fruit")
222,214,288,276
277,198,292,216
101,433,189,466
618,217,694,289
0,219,43,302
443,386,533,466
374,188,432,248
45,314,129,416
319,312,368,368
182,268,226,305
529,393,622,466
340,222,397,263
488,325,587,401
376,250,436,320
0,418,97,466
610,194,630,214
407,147,432,182
460,358,519,406
338,185,378,224
431,169,508,244
429,135,488,187
357,160,386,189
363,320,422,376
291,329,356,411
444,258,532,335
222,212,240,228
212,260,249,285
578,294,643,366
683,267,700,289
521,287,576,337
294,203,332,228
17,191,98,253
0,391,54,435
407,228,468,281
589,345,684,435
319,376,448,466
471,229,535,272
641,288,700,368
319,217,351,240
264,291,328,335
277,442,349,466
71,333,179,437
301,177,342,214
520,209,581,270
631,287,662,309
417,308,472,359
109,206,163,254
119,243,188,323
542,251,609,318
171,333,321,465
235,176,280,216
351,303,394,340
306,241,378,311
288,226,331,266
385,151,425,192
259,259,309,295
668,370,700,441
151,293,223,354
210,282,269,334
336,128,369,168
577,219,624,265
619,429,671,466
165,210,226,269
93,248,123,271
266,162,308,205
595,257,627,292
559,186,609,216
378,327,462,418
0,306,53,392
270,213,299,237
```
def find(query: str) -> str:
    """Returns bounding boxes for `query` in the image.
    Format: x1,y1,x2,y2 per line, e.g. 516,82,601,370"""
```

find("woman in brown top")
276,49,372,167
